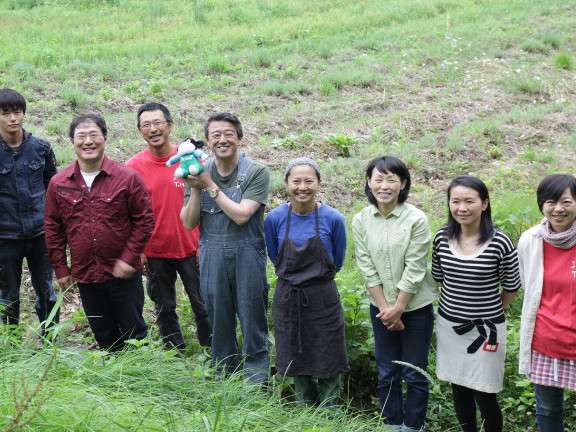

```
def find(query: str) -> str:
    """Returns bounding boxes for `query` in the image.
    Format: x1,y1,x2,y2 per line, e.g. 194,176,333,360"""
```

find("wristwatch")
208,187,220,199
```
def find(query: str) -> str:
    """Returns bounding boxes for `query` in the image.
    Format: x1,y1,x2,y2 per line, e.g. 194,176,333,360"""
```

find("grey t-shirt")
184,158,270,205
209,159,269,205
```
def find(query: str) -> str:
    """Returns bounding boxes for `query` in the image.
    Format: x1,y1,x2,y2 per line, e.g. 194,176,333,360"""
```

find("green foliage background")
1,0,575,430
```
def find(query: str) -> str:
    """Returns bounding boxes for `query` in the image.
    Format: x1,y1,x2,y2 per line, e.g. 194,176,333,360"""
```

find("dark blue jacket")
0,131,57,239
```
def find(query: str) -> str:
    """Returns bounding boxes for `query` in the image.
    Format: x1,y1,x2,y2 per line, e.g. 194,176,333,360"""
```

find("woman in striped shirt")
432,176,521,432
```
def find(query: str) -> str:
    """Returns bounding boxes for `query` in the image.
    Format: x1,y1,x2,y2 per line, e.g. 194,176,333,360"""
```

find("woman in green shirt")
352,156,435,432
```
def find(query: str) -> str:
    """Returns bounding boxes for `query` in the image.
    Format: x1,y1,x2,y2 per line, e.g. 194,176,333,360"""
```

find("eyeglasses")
209,131,237,140
74,132,104,142
140,120,168,130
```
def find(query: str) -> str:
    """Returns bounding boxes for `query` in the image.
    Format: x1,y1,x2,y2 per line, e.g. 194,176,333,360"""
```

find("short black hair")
69,114,108,140
137,102,173,128
204,112,243,140
364,155,411,207
446,175,494,244
0,88,26,114
536,174,576,212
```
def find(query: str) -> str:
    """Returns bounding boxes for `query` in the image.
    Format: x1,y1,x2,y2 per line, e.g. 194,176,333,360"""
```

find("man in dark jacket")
0,88,59,331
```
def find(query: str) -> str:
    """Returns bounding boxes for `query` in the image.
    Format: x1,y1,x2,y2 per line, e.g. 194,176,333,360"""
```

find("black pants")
452,383,503,432
147,257,210,349
0,235,59,330
77,273,147,351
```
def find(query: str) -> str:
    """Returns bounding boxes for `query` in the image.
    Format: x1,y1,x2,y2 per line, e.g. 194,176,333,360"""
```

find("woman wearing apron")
432,176,520,432
264,157,348,406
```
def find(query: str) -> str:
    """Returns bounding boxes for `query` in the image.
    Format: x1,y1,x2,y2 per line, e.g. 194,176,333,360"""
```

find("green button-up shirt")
352,202,436,311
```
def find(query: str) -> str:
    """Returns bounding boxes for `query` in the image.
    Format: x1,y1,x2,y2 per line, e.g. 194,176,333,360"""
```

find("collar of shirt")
0,129,30,152
370,202,407,219
145,146,177,163
66,155,113,180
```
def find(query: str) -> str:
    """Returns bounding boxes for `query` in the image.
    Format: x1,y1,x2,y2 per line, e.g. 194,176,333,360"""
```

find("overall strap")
236,153,249,184
205,158,215,175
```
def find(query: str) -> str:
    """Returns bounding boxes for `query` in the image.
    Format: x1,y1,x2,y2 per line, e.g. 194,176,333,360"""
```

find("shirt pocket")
28,159,45,190
95,187,128,217
0,163,13,192
56,187,84,221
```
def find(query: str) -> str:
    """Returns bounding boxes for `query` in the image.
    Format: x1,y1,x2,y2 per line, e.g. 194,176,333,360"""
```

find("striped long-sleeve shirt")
432,228,521,323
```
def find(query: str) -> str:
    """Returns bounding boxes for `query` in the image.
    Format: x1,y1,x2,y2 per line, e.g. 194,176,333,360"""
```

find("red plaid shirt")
45,157,154,283
530,350,576,391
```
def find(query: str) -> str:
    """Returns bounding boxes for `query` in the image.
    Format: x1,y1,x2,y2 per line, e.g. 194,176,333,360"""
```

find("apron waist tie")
282,286,309,354
452,319,497,354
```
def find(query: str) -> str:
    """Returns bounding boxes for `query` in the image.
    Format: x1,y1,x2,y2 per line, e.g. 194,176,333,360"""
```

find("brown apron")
273,205,349,378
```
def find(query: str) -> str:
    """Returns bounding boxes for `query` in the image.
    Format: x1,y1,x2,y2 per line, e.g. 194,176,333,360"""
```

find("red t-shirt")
531,242,576,360
126,147,199,258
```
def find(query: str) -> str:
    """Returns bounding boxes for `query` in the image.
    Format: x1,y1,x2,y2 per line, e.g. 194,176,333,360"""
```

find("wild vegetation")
1,0,575,430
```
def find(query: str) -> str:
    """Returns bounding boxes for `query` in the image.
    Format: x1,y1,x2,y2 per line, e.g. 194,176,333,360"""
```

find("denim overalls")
199,155,269,384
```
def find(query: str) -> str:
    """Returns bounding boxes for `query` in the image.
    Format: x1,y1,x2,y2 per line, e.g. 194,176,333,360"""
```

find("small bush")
488,145,503,159
319,80,337,96
12,62,35,79
252,51,272,68
6,0,42,9
58,85,87,109
511,79,543,95
46,121,63,136
123,82,141,96
206,57,231,74
99,88,113,101
519,147,555,164
542,33,561,50
326,134,358,157
316,44,333,60
261,81,310,97
521,40,548,54
554,52,573,70
193,0,208,24
149,81,164,97
228,7,253,24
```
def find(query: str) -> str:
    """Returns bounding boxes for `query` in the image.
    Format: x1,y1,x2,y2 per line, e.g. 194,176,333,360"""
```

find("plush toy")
166,138,209,179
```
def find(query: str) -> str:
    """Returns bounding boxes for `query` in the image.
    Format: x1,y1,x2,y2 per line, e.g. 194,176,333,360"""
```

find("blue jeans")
0,235,59,330
370,304,434,430
534,384,564,432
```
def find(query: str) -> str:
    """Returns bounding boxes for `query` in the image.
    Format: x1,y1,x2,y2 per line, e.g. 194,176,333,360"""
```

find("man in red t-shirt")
126,102,210,350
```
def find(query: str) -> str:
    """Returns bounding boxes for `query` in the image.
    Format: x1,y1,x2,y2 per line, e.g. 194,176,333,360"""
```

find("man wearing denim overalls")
181,112,270,383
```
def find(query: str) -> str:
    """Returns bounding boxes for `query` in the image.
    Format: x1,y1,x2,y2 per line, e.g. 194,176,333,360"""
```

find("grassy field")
1,0,576,430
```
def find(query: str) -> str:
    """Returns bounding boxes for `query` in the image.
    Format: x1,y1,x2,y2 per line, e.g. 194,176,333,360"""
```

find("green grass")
0,343,384,431
2,0,576,430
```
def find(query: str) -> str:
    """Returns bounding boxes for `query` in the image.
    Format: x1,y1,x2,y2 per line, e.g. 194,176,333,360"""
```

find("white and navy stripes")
432,228,521,323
